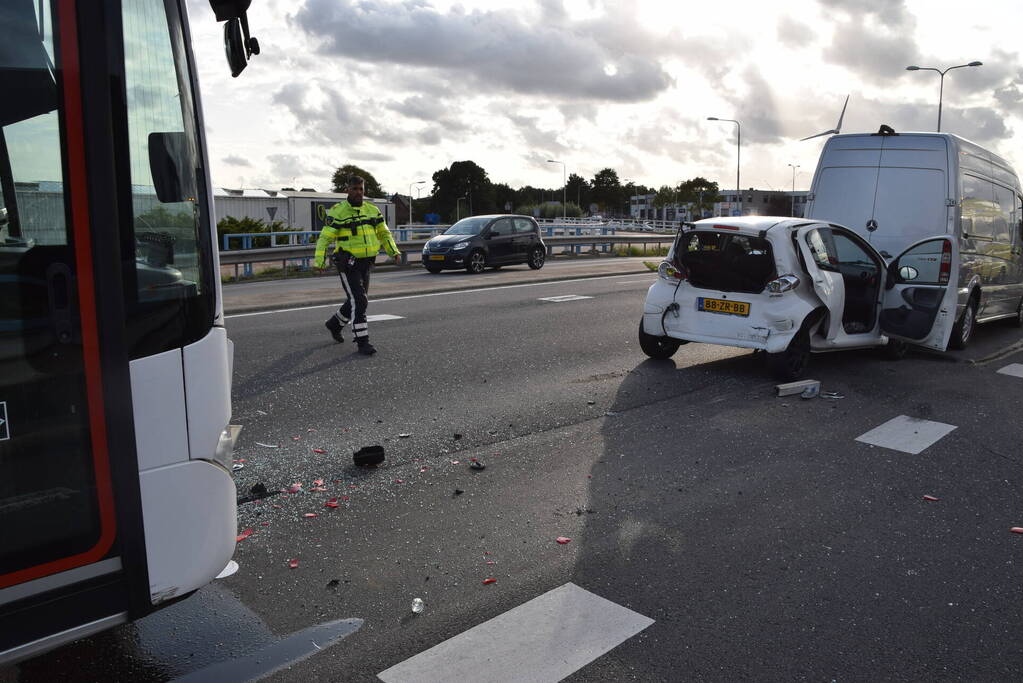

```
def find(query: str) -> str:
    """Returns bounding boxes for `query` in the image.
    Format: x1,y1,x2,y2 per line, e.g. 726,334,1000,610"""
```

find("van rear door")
870,136,950,259
879,236,959,351
807,136,882,241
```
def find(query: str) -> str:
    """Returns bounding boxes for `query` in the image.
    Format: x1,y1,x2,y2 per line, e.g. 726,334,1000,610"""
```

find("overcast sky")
185,0,1023,196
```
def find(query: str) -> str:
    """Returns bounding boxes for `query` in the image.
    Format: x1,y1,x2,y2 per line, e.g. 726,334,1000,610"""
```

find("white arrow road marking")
377,583,654,683
855,415,957,455
996,363,1023,378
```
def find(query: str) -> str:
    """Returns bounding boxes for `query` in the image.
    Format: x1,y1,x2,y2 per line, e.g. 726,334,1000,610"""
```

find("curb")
222,266,652,315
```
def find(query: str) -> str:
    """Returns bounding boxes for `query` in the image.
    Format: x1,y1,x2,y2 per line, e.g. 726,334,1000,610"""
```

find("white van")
805,128,1023,348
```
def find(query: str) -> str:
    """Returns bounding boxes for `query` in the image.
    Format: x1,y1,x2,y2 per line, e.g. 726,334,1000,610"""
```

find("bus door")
0,0,148,663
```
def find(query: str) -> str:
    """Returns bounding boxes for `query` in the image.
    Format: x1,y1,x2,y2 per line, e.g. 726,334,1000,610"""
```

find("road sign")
267,206,277,221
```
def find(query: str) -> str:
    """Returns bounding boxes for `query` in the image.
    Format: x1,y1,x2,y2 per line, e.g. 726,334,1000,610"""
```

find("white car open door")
879,236,959,351
795,225,846,340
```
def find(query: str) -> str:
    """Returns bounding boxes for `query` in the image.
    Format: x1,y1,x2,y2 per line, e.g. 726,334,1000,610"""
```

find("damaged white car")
640,217,960,380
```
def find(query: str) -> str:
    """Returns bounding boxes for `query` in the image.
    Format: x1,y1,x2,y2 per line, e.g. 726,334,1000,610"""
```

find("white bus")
0,0,253,663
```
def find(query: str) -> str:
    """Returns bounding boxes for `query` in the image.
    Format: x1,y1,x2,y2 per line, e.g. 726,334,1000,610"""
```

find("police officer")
314,176,401,355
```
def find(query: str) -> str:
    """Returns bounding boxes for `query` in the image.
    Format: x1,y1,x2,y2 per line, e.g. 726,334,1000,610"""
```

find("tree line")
326,163,721,224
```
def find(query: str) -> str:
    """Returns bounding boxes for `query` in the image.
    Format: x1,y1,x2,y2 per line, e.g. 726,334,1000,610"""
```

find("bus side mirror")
148,132,195,203
212,1,259,78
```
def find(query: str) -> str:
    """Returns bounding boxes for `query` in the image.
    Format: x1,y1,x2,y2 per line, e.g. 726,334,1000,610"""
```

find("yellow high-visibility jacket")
314,201,399,267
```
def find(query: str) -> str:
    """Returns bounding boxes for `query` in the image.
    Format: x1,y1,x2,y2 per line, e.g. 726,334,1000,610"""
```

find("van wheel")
949,297,977,350
1012,298,1023,328
767,331,810,381
638,319,681,359
882,339,908,360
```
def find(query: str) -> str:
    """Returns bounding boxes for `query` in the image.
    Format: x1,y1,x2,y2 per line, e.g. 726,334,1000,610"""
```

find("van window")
962,174,998,240
993,183,1016,243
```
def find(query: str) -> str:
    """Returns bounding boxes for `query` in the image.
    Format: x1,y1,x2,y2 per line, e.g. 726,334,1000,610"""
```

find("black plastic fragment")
353,445,385,467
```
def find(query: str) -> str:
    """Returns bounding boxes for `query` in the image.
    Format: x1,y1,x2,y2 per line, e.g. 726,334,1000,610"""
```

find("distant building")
212,188,396,231
629,188,811,221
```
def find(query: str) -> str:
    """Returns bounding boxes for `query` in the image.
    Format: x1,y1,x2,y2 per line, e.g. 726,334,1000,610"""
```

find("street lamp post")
708,117,741,216
408,180,425,227
787,163,799,215
547,159,566,220
456,195,467,221
906,61,982,132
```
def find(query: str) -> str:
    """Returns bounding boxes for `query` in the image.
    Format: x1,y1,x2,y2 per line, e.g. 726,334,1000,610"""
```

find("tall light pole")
787,163,799,215
547,159,566,220
906,61,982,132
407,180,425,227
456,194,467,221
708,117,741,216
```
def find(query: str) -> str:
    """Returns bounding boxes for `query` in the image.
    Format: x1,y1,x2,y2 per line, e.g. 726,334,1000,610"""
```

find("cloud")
719,67,785,145
817,0,912,29
994,70,1023,116
776,16,811,48
223,155,251,166
823,17,917,80
505,113,567,155
348,150,396,162
290,0,673,103
558,102,598,122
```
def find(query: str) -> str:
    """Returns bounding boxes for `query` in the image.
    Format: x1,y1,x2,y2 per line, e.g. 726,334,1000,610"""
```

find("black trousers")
333,254,374,342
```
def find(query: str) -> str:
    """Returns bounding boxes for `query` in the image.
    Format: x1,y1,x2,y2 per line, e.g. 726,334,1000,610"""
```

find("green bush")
513,203,583,219
613,245,669,257
217,216,287,248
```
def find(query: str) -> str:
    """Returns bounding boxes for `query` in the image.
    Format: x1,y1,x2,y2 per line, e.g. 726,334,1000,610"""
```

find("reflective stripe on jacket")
314,201,399,267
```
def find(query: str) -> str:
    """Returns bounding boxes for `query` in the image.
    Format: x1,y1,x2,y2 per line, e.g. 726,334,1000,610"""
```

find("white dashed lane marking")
377,583,654,683
365,314,404,322
538,294,594,302
855,415,957,455
996,363,1023,378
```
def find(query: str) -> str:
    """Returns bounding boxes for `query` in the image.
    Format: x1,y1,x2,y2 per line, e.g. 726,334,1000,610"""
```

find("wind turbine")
800,95,849,141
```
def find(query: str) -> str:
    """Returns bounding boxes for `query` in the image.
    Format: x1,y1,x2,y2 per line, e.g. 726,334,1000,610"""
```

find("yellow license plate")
429,254,445,261
698,297,750,316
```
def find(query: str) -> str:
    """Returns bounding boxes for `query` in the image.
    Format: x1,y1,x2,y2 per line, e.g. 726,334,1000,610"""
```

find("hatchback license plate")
698,297,750,316
429,254,445,261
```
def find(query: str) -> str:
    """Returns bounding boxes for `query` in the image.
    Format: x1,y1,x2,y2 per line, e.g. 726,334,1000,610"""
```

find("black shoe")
325,316,344,343
357,341,376,355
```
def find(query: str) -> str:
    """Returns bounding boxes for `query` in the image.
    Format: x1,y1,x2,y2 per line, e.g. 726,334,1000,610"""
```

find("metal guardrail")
218,234,677,280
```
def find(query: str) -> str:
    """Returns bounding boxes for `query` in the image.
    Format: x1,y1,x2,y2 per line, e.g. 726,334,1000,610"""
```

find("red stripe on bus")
0,0,118,590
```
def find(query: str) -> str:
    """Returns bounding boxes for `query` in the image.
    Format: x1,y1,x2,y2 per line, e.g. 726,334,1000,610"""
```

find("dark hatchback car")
421,215,547,274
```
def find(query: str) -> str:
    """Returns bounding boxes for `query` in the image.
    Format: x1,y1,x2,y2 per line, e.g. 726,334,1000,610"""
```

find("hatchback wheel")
949,297,977,350
767,331,810,381
465,250,486,274
528,247,545,270
1012,297,1023,328
638,319,681,360
881,339,908,360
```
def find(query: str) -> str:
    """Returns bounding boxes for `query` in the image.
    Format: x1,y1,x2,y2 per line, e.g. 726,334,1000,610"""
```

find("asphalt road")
8,271,1023,682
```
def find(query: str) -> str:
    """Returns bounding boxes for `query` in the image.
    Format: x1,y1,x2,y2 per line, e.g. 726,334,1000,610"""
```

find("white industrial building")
212,188,396,231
